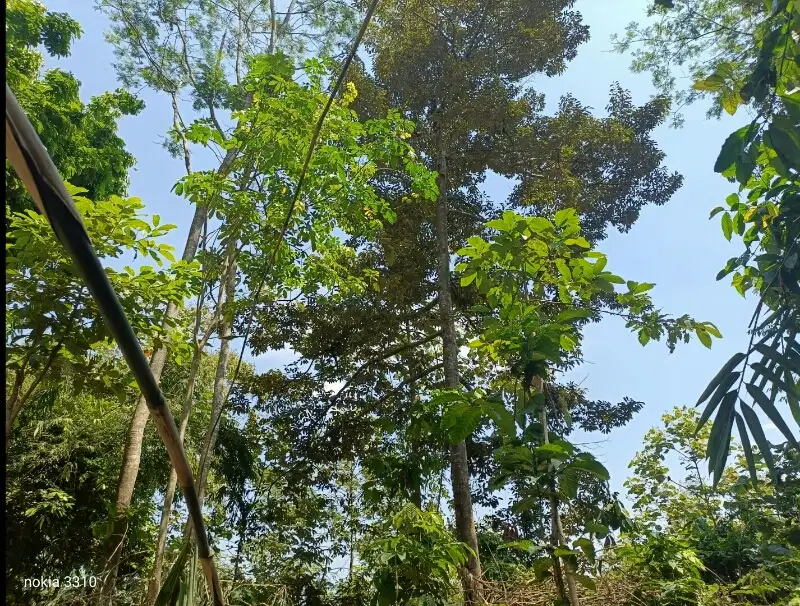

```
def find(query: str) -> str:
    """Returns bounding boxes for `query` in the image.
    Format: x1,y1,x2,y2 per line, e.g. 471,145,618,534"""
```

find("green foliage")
690,0,800,487
620,406,800,605
5,0,142,216
362,504,469,606
6,184,199,441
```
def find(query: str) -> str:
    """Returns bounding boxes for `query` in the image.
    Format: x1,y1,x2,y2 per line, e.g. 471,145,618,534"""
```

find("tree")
5,186,198,443
93,0,365,595
452,208,716,604
343,2,689,600
5,0,142,217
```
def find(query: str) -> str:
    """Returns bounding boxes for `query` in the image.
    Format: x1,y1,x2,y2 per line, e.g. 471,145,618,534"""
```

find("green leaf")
155,539,192,606
697,371,740,432
153,214,160,227
586,522,609,536
511,497,540,515
697,353,746,405
745,383,799,449
735,412,758,482
714,126,748,173
498,539,543,554
721,89,740,115
721,212,733,241
536,442,573,459
707,391,736,487
556,308,591,323
460,272,477,287
695,327,712,348
568,457,610,481
555,258,571,280
740,402,776,482
709,206,725,219
786,367,800,427
486,218,509,231
693,74,726,92
767,117,800,171
568,572,597,591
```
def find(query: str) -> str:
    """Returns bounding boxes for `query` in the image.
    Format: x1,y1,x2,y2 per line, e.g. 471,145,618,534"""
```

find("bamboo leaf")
155,538,192,606
740,402,776,482
745,383,799,449
735,412,758,482
786,367,800,426
697,371,740,432
697,353,745,405
707,391,736,487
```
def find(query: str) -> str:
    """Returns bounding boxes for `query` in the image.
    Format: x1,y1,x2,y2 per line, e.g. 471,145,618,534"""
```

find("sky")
37,0,792,509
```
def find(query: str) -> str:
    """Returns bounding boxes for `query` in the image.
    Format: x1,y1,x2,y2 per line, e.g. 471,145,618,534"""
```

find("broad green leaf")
460,272,477,287
568,572,597,590
721,212,733,241
511,497,540,515
693,74,726,91
586,522,609,536
553,548,579,558
767,117,800,171
568,457,610,481
714,126,748,173
695,327,712,348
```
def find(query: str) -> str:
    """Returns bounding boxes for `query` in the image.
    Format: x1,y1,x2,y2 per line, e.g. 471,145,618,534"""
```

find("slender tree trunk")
432,118,482,604
346,459,356,583
195,241,238,507
406,319,423,510
535,377,579,606
100,205,207,602
6,368,26,443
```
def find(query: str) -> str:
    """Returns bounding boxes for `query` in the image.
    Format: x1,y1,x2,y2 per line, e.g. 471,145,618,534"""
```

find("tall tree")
94,0,360,595
341,1,687,600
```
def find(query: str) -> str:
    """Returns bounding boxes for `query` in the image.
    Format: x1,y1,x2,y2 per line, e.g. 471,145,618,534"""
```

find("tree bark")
195,241,238,507
535,377,579,606
99,203,208,602
432,118,482,604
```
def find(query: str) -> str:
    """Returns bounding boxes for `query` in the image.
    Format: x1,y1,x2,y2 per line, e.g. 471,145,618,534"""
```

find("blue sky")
38,0,789,507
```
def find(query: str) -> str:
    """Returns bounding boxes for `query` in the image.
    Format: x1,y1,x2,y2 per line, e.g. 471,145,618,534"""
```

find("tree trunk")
6,368,25,444
99,204,207,602
99,113,251,598
432,118,482,604
535,377,579,606
145,348,203,606
195,241,238,507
